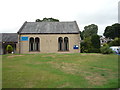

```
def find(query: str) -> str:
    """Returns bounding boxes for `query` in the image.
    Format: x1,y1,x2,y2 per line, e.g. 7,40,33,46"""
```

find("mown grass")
2,53,119,88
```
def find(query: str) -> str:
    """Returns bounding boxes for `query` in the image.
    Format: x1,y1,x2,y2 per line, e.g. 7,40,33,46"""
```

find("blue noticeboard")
21,37,28,41
73,45,79,49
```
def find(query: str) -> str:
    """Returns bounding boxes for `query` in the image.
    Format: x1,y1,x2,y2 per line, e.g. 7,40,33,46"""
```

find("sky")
0,0,119,35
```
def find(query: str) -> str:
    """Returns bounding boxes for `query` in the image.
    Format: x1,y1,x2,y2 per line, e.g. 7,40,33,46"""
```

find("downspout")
18,33,20,54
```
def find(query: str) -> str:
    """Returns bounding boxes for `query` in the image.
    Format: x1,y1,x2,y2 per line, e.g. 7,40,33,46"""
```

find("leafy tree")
81,35,101,53
103,26,114,39
80,37,93,53
36,19,42,22
6,45,13,53
91,35,100,49
82,24,98,39
100,44,113,54
35,18,59,22
80,24,99,53
80,42,86,53
108,37,120,46
103,23,120,39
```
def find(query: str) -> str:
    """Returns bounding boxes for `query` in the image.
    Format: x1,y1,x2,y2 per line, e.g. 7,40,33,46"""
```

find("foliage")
80,42,86,53
80,24,100,53
3,53,118,88
82,24,98,39
36,19,42,22
103,26,113,38
80,37,92,53
79,31,84,40
36,18,59,22
100,44,113,54
108,38,120,47
91,35,100,49
6,45,13,53
103,23,120,39
81,35,100,53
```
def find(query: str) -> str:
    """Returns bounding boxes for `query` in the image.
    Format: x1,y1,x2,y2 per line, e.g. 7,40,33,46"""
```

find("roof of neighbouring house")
18,21,80,34
0,33,18,42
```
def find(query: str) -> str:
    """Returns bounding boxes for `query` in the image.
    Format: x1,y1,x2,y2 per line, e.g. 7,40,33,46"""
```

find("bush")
108,38,120,47
100,44,113,54
80,36,101,53
6,45,13,53
91,35,100,49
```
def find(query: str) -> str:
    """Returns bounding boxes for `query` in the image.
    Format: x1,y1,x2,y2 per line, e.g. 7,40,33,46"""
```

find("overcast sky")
0,0,119,35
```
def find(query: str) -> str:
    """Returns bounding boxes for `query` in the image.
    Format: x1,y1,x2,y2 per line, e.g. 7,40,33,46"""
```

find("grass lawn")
2,53,119,88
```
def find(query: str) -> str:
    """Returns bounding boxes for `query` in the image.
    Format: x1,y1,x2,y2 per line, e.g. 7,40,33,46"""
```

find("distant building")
0,33,18,54
100,36,113,46
0,21,81,54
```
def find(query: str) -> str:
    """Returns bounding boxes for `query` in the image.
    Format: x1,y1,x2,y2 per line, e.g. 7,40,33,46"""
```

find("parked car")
110,46,120,54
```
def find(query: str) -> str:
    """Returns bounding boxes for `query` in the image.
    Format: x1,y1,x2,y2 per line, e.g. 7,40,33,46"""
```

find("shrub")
100,44,113,54
91,35,100,49
108,38,120,47
80,36,101,53
6,45,13,53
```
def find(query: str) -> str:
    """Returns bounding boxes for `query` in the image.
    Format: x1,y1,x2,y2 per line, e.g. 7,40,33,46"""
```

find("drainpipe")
18,34,20,54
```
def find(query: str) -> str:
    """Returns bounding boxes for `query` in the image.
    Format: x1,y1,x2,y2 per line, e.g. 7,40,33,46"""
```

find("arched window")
29,37,34,51
64,37,69,51
58,37,63,51
35,37,40,51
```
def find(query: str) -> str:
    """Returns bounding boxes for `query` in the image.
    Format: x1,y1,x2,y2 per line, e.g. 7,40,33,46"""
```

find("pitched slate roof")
18,21,80,34
0,33,18,42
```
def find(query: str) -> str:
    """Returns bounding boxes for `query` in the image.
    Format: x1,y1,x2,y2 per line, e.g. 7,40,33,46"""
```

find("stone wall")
18,34,80,54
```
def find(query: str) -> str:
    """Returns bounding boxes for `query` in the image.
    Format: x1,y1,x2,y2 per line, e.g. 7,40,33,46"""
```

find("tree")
81,35,100,53
35,18,59,22
91,35,100,49
82,24,98,39
36,19,42,22
6,45,13,53
100,44,113,54
108,37,120,46
80,24,99,53
103,26,114,39
103,23,120,39
80,37,93,53
90,35,101,53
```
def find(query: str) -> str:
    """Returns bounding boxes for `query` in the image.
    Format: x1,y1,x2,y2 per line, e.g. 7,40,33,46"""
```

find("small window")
64,37,69,51
35,37,40,51
29,37,34,51
58,37,63,51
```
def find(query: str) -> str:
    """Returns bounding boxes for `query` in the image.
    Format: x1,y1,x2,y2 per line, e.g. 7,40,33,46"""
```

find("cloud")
0,0,119,35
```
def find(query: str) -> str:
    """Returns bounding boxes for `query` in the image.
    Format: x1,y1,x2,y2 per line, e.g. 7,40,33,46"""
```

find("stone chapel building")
0,21,81,54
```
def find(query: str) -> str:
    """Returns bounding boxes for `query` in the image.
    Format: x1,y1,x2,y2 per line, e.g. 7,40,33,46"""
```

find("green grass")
2,53,119,88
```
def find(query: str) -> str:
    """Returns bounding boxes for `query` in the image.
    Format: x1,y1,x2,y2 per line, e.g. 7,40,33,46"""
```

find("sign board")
73,45,79,49
21,37,28,41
